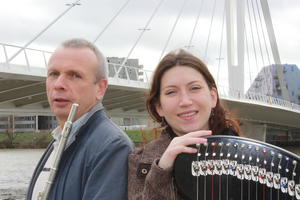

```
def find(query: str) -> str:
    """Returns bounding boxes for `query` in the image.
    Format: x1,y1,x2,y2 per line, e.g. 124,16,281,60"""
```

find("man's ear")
96,79,108,101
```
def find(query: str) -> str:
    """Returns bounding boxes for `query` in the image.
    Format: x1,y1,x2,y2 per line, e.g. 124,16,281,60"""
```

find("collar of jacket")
51,103,104,150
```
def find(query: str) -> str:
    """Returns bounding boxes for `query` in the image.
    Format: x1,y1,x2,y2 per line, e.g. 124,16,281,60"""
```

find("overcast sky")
0,0,299,89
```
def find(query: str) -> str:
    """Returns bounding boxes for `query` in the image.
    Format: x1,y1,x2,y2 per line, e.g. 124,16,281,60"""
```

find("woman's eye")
191,86,201,90
165,90,175,95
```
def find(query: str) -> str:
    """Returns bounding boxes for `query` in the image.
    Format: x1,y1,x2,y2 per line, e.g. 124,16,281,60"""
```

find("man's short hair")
61,38,108,81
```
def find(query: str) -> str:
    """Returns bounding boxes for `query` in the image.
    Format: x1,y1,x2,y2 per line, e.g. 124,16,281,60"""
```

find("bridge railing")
218,86,300,112
0,43,154,84
0,42,52,69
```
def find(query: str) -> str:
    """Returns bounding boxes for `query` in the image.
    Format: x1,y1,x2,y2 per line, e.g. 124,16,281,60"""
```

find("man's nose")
53,75,67,90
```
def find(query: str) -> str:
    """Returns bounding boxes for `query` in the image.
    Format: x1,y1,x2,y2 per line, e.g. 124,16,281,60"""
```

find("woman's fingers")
182,130,212,138
158,130,213,169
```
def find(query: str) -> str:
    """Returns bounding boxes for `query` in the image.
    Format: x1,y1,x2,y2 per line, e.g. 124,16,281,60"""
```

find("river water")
0,147,300,200
0,149,44,200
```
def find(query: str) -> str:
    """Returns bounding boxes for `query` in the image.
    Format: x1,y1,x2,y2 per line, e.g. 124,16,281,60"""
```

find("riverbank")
0,129,159,149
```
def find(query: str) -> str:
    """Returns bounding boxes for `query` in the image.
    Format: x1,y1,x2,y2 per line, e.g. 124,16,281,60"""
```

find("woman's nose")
178,91,192,106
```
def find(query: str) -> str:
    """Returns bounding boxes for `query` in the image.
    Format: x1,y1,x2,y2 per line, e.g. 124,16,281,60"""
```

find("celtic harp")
173,135,300,200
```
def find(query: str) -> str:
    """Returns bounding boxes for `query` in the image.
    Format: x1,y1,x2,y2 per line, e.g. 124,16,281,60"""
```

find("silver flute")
38,103,79,200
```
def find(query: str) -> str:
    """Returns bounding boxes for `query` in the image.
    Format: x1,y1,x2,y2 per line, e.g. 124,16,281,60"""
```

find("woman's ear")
155,103,164,117
210,87,218,108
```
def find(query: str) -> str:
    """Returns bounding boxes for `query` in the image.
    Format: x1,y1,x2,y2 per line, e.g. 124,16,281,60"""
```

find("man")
26,38,133,199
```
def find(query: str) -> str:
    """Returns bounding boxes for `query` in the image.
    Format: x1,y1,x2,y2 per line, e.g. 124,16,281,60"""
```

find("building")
107,57,144,81
247,64,300,104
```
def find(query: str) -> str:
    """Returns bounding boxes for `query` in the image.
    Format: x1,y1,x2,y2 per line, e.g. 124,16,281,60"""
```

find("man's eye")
48,72,59,77
71,73,81,79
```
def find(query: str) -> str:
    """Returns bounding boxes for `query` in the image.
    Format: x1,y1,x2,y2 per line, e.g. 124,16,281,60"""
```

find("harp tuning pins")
255,146,259,152
286,157,290,161
226,143,231,147
278,154,282,159
293,160,297,165
241,144,245,149
196,143,200,148
233,143,238,148
271,151,275,156
211,142,216,147
263,148,267,153
248,145,252,149
204,142,208,147
218,142,224,146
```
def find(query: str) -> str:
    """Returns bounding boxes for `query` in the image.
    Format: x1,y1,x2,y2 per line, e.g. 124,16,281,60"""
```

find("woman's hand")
158,130,212,170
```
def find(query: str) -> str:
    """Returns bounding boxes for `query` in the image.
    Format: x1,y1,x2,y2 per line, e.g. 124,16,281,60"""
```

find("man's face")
46,47,107,126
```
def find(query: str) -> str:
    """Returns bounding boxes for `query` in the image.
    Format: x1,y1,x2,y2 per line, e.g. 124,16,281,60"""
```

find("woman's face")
156,66,217,136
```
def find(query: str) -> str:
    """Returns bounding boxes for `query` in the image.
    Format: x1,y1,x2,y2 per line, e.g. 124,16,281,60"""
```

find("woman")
128,49,240,199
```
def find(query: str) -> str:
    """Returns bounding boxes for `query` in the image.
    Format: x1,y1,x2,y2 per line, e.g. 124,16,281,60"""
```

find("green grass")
125,129,161,143
0,129,160,148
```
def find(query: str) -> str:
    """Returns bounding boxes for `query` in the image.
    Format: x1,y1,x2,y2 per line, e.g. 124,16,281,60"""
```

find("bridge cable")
7,0,82,63
217,2,226,87
186,0,204,49
255,0,273,95
244,23,253,85
93,0,132,44
203,0,217,61
117,0,165,74
251,0,270,95
246,0,259,76
159,0,189,61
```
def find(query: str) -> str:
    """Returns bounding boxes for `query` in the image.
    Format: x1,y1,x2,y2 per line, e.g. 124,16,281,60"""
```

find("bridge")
0,0,299,143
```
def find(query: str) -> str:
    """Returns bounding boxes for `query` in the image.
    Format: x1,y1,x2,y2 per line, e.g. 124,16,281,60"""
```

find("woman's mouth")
178,111,198,118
